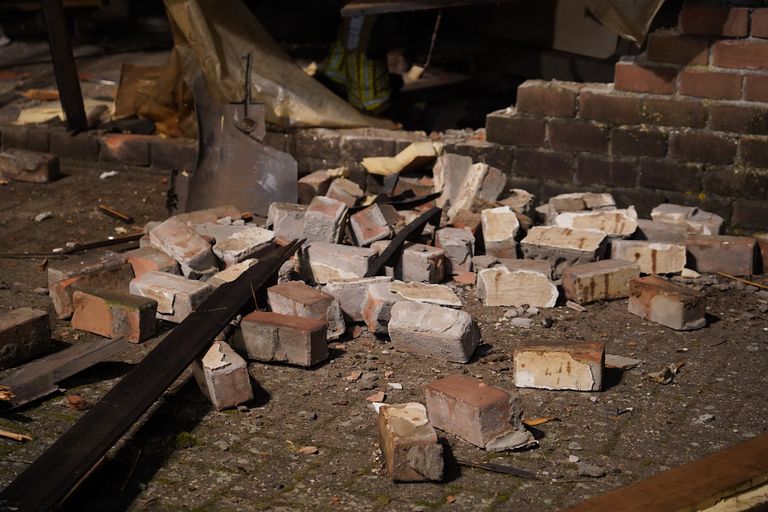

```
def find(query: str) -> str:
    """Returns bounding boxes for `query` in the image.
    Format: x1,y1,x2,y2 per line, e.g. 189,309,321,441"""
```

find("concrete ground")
0,159,767,511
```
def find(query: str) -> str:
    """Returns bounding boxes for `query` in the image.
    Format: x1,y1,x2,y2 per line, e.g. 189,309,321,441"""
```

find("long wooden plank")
563,433,768,512
341,0,512,17
0,241,301,511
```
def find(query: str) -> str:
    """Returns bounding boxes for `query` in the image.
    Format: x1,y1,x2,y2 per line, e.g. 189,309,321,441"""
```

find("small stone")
34,211,53,222
298,446,319,455
366,391,386,402
298,411,317,421
568,455,580,463
568,441,583,451
695,413,715,424
510,317,534,328
387,382,403,390
578,463,606,478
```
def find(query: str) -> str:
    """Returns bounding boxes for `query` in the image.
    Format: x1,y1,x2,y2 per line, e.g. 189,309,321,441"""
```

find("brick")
378,403,444,482
100,134,150,166
321,276,392,322
424,375,533,451
612,127,668,158
212,226,275,267
208,259,258,289
481,206,520,259
293,128,341,158
670,131,737,165
362,141,440,176
175,205,242,225
268,281,344,340
755,233,768,273
0,149,60,183
485,109,546,146
554,208,639,237
362,281,404,335
744,75,768,104
579,87,642,125
71,290,156,343
651,203,697,224
129,271,212,323
754,9,768,38
477,267,557,307
150,137,196,170
561,260,640,304
576,154,637,188
678,5,749,37
233,311,327,367
326,177,364,207
514,342,604,391
297,169,332,204
638,158,701,192
388,302,478,363
733,200,768,230
703,166,768,200
266,202,306,241
300,242,377,283
302,196,348,243
635,219,688,244
646,30,709,66
628,275,706,330
435,228,474,274
496,258,553,278
678,69,742,100
447,163,496,221
611,240,686,274
688,210,725,236
520,226,607,277
349,204,398,246
450,210,482,238
516,80,579,118
189,224,248,245
193,340,253,411
710,104,768,135
685,234,756,276
149,217,217,277
0,308,50,370
740,136,768,168
499,188,535,215
47,251,135,319
390,281,461,307
124,246,180,278
49,130,99,160
396,243,445,283
478,165,506,203
1,125,49,152
433,153,473,208
614,61,676,94
547,120,610,153
640,96,707,128
514,149,574,181
712,40,768,70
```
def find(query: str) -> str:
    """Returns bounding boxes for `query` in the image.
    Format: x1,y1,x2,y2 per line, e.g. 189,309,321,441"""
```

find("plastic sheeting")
586,0,668,43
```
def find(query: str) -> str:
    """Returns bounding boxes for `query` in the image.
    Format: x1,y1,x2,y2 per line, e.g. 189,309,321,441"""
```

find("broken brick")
124,246,180,278
0,149,60,183
349,204,399,246
298,169,332,205
481,206,520,259
435,227,475,274
0,308,50,370
149,217,217,277
396,243,445,283
611,240,686,275
300,242,377,283
267,202,307,241
71,289,157,343
129,271,213,323
326,177,364,207
362,281,403,335
377,402,444,482
513,342,605,391
193,340,253,411
628,275,706,330
554,208,638,237
212,226,275,267
321,276,392,322
267,281,345,340
302,196,348,244
520,226,607,277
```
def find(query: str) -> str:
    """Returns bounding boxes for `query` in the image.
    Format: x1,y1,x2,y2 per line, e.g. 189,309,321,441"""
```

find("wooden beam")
341,0,514,17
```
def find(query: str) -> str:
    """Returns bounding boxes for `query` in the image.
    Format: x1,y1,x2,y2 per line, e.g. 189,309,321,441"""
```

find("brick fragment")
628,275,705,330
302,196,348,243
149,217,217,277
362,141,441,176
268,281,344,340
516,80,578,118
651,203,697,224
670,131,737,165
362,281,404,335
496,258,553,278
100,134,150,166
635,219,687,244
349,204,399,246
685,235,756,276
688,210,725,236
124,246,180,278
0,308,50,370
485,108,545,146
554,208,638,237
712,39,768,70
614,61,676,94
424,375,534,451
499,189,535,215
233,311,328,367
300,242,377,283
71,290,156,343
321,276,392,322
388,302,478,363
326,177,364,207
189,224,248,244
390,282,461,307
212,226,275,267
678,69,742,100
433,153,473,208
450,210,482,237
378,403,444,482
678,5,749,37
513,342,604,391
0,149,60,183
561,260,640,304
611,240,686,275
447,162,497,221
435,228,474,274
396,243,445,283
646,30,708,66
207,259,258,289
477,267,558,307
129,271,213,323
520,226,607,277
193,340,253,411
267,202,307,241
481,206,519,258
297,170,332,205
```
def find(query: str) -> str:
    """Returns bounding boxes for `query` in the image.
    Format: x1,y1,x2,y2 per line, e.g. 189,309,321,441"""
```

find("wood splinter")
97,204,134,224
0,430,32,443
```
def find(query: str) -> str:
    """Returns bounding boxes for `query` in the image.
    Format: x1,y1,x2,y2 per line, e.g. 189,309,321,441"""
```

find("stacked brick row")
485,4,768,230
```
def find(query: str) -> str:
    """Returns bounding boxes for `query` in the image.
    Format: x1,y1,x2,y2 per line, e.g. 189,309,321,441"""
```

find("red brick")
562,260,640,304
640,97,707,128
0,149,60,183
514,149,574,181
485,109,546,146
712,40,768,70
124,246,180,278
744,75,768,103
685,235,756,276
513,342,605,391
450,209,482,237
0,308,50,370
751,8,768,38
646,30,709,66
628,276,706,331
612,127,668,157
377,403,443,482
71,290,157,343
639,158,702,192
547,120,609,153
267,280,343,339
678,5,749,37
614,61,677,94
576,154,637,188
50,129,100,160
740,136,768,168
703,165,768,199
732,200,768,230
579,88,643,125
100,134,150,165
234,311,328,367
710,104,768,135
670,131,737,164
678,69,742,100
516,80,578,118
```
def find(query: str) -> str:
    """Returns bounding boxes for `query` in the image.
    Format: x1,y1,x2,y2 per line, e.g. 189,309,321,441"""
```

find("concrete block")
302,196,348,243
362,281,403,335
193,340,253,411
326,177,364,207
298,169,332,205
129,271,213,323
425,375,534,451
378,402,444,482
267,281,345,340
433,153,472,208
321,276,392,322
482,206,520,259
390,282,461,307
554,207,638,237
396,243,445,283
435,228,474,274
207,259,258,289
628,275,706,330
300,242,377,283
388,302,478,363
561,260,641,304
611,240,686,274
71,290,156,343
350,204,399,246
149,217,217,277
686,235,756,276
636,219,687,244
513,342,605,391
499,188,535,215
520,226,607,277
477,267,558,307
0,308,50,370
212,226,275,267
233,311,328,367
267,202,307,241
124,246,180,278
0,149,59,183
